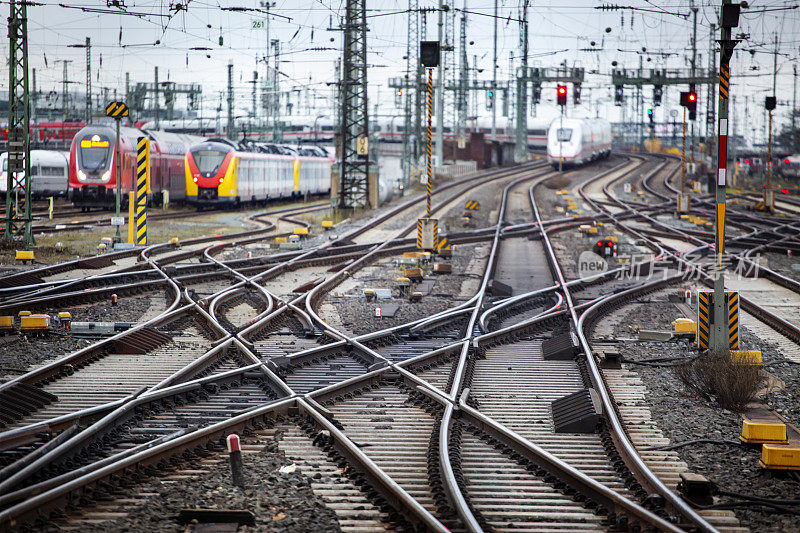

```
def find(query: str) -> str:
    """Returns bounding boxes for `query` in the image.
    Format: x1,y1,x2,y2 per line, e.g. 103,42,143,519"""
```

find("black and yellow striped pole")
418,41,440,252
136,137,149,245
711,0,739,352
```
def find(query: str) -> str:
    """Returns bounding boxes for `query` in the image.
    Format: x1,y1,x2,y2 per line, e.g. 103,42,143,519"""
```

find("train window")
556,129,573,142
191,149,227,175
41,166,64,176
79,134,112,170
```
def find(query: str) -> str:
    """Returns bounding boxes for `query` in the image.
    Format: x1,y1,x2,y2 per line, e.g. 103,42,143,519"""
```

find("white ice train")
546,118,612,167
0,150,70,197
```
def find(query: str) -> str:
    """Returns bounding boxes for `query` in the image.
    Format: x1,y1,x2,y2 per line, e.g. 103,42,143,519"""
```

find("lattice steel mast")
402,0,419,191
338,0,370,209
456,6,468,146
514,0,529,161
5,0,34,244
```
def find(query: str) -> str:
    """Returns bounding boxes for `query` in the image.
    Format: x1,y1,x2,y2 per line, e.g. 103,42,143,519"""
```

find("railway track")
1,156,799,532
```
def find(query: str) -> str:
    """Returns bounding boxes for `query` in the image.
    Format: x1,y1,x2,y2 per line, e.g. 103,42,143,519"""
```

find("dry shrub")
543,175,571,190
673,351,763,412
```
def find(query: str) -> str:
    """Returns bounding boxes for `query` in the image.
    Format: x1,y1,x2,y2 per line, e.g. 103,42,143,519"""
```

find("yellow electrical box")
275,237,287,244
293,227,309,236
404,268,423,282
731,350,762,365
169,237,179,244
15,250,34,263
403,252,423,258
741,420,787,444
579,224,592,233
606,236,618,243
671,318,697,336
0,316,13,330
588,226,598,234
556,190,567,195
760,445,800,470
567,202,577,210
20,314,50,332
322,220,333,229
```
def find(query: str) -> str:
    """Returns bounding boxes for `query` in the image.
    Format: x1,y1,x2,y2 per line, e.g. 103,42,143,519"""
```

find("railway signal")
418,40,439,251
486,90,494,110
557,85,567,106
614,86,623,105
710,0,741,353
106,102,129,244
765,95,777,209
647,109,654,124
572,83,581,105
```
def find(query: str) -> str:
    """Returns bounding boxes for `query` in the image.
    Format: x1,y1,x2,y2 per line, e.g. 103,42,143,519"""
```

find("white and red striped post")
226,433,245,488
712,0,739,352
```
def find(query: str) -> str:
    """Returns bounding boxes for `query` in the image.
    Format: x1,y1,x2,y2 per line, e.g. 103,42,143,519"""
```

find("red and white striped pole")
226,434,245,488
711,0,739,352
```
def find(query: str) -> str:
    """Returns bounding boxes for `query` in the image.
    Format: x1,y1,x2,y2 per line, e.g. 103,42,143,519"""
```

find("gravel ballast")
78,425,343,532
606,296,800,532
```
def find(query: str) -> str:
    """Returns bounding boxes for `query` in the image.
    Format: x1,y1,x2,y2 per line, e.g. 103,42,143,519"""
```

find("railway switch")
57,312,72,330
404,268,423,283
20,314,50,333
741,420,787,444
677,473,714,506
15,250,34,264
760,445,800,470
731,350,762,365
395,278,411,297
671,318,696,338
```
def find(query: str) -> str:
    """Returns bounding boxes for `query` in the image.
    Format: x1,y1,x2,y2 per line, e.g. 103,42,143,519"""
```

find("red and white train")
68,125,203,209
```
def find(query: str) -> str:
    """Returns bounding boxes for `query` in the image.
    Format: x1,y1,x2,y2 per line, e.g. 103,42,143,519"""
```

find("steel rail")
532,159,718,532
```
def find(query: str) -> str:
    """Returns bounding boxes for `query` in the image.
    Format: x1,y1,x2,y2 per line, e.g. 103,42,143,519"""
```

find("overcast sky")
4,0,799,142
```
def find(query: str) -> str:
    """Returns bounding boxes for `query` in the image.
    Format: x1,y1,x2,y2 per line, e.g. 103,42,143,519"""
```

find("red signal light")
558,86,567,95
688,93,696,102
745,159,750,164
782,189,789,194
785,158,791,164
596,241,602,247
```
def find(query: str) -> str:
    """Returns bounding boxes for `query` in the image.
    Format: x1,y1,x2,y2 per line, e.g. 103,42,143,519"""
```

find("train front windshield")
79,134,112,170
191,149,227,176
556,129,573,142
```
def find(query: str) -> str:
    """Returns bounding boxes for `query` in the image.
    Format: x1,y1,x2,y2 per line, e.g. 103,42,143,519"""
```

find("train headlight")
219,177,224,184
193,177,198,183
100,170,111,182
77,169,87,182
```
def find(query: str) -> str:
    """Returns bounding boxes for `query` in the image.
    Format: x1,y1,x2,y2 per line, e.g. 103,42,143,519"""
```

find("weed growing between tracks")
674,351,763,411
